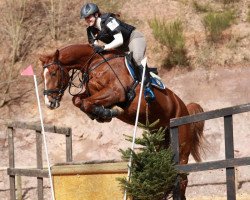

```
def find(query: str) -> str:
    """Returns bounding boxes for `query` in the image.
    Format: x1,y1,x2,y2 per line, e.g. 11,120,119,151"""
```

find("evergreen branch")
118,123,179,200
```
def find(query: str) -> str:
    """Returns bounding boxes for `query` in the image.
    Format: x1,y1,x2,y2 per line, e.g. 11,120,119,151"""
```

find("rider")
80,3,155,102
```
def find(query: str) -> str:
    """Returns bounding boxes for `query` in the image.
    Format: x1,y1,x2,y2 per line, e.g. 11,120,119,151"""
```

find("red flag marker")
21,65,34,76
20,64,55,199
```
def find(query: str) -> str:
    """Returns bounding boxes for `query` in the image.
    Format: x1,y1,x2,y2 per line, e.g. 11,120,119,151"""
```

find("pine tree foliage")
118,121,178,200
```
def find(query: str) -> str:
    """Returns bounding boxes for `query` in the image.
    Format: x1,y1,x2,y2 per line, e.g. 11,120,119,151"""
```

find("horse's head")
39,50,70,110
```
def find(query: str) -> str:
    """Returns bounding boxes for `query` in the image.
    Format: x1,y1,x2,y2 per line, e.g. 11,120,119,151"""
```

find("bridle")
43,61,69,100
42,51,127,101
42,53,96,100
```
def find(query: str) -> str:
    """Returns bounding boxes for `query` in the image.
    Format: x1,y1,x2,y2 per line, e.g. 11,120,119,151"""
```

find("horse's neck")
60,44,125,71
60,45,93,69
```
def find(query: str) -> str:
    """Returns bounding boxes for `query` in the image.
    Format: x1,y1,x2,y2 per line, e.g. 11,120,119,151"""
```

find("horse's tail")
187,102,205,162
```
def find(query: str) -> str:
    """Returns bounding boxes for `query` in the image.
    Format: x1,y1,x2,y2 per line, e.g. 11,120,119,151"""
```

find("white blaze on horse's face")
43,68,51,107
43,68,60,109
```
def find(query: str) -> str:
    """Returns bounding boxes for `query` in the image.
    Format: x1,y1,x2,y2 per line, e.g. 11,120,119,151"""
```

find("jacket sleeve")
104,32,123,50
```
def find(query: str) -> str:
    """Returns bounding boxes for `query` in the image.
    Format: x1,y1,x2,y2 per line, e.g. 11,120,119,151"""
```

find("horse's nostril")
50,101,55,108
50,98,56,103
48,100,60,109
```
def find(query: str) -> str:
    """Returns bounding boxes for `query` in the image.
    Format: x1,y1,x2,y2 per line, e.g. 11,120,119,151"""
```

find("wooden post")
8,127,16,200
224,115,236,200
36,130,44,200
170,126,181,200
170,126,179,164
16,175,22,200
66,128,72,162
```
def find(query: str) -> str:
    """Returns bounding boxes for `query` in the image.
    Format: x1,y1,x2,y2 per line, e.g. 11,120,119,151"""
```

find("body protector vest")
87,13,135,45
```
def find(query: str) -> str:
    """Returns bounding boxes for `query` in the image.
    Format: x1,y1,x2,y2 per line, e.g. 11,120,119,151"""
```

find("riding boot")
138,64,155,102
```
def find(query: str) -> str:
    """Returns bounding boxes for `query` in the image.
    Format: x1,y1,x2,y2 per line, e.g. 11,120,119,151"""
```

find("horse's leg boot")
92,106,121,119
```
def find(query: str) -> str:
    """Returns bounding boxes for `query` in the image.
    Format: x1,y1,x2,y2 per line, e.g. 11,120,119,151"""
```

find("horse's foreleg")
72,92,89,108
72,92,99,120
80,87,124,119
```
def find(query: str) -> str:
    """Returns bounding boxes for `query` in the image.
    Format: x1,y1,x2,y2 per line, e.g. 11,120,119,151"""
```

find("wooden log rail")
7,121,72,200
170,103,250,200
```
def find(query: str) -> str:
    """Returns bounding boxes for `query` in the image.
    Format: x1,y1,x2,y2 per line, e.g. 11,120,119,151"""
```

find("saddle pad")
124,57,166,90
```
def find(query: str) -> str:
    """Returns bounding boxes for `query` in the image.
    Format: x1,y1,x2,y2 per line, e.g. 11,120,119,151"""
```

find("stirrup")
144,86,155,102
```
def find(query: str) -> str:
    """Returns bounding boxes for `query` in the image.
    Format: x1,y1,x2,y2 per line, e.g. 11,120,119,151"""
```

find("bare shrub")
192,1,211,13
40,0,63,40
0,0,28,64
0,0,45,107
149,18,189,68
203,10,235,42
39,0,123,41
0,0,27,107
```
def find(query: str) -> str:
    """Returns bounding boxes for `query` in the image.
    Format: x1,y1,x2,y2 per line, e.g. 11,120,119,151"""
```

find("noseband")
42,51,126,101
43,61,68,99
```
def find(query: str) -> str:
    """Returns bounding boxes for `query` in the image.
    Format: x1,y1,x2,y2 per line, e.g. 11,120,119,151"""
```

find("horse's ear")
54,49,59,61
39,54,48,64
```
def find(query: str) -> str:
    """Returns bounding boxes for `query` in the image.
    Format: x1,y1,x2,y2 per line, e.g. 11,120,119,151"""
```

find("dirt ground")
0,66,250,200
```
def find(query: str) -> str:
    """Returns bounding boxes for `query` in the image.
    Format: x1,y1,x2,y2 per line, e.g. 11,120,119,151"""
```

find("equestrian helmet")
80,3,99,19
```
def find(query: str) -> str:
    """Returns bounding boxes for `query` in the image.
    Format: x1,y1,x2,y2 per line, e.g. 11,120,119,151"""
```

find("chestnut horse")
39,44,205,199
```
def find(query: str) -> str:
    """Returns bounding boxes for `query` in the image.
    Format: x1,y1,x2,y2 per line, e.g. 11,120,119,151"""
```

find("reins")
42,52,96,97
43,50,130,101
88,53,127,95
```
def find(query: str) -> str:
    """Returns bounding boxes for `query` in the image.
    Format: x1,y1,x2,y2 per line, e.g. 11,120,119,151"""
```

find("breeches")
128,30,146,65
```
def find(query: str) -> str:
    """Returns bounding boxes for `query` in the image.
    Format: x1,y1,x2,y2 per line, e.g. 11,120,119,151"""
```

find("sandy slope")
0,66,249,199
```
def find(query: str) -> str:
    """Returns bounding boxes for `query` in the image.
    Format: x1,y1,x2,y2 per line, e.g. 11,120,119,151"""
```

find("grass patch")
192,1,211,13
203,10,235,42
149,18,189,68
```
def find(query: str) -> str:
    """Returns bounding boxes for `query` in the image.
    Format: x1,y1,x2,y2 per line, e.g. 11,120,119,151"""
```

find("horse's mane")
58,43,91,51
42,43,125,62
59,43,124,56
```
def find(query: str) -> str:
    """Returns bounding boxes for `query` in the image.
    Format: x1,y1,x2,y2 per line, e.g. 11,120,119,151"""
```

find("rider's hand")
93,45,105,54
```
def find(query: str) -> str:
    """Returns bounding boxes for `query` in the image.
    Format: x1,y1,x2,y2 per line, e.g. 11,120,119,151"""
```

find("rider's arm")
103,32,123,50
87,27,98,44
103,17,124,50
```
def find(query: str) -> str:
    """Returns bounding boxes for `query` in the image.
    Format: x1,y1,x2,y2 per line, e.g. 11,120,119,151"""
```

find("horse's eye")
50,71,57,76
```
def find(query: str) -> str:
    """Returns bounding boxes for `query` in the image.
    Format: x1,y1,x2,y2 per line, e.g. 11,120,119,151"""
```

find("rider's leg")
128,30,155,102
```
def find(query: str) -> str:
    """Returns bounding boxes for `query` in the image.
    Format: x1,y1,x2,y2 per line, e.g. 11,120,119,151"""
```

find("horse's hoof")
111,105,124,115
